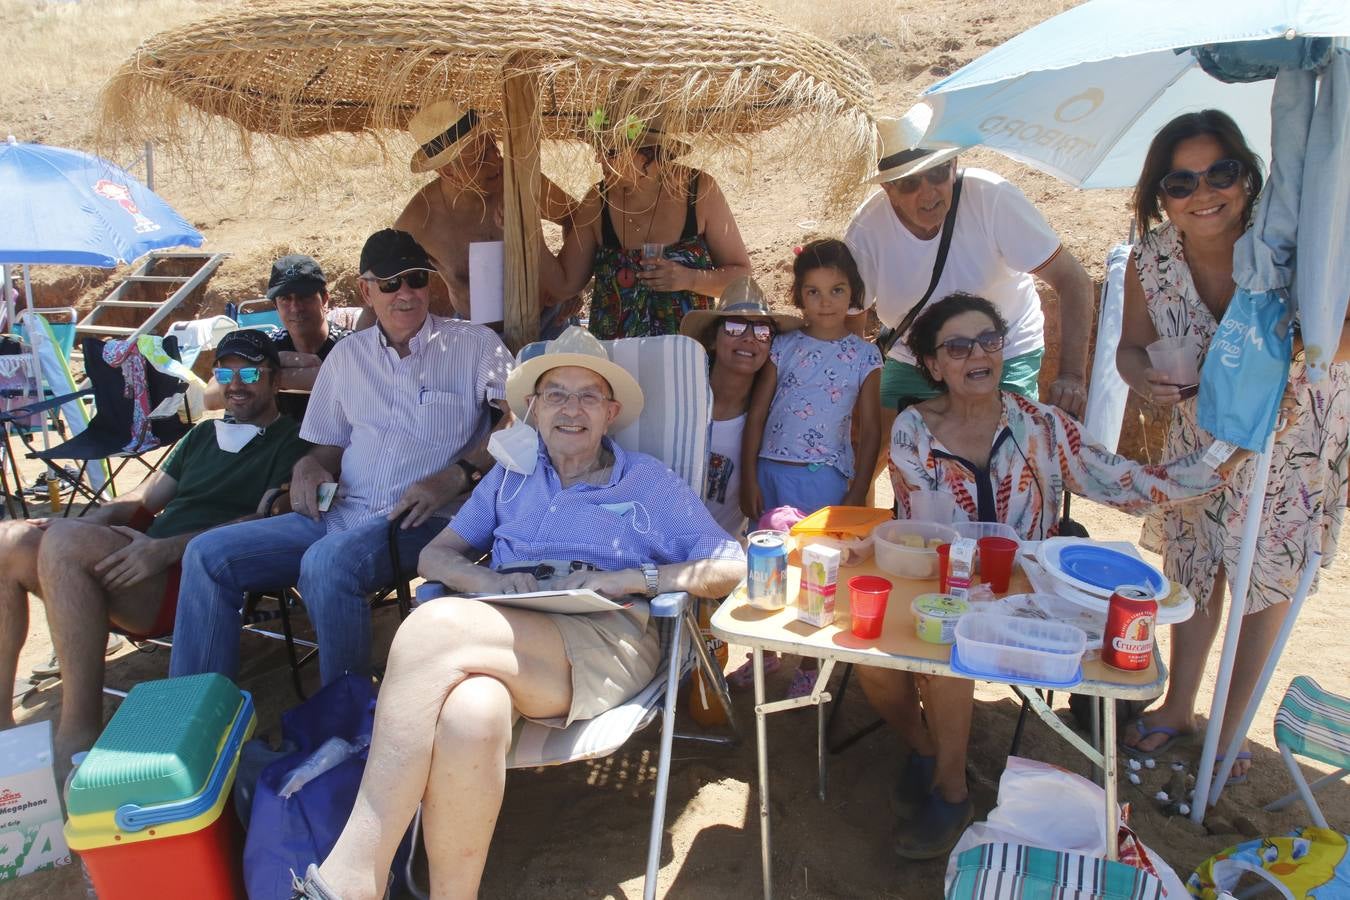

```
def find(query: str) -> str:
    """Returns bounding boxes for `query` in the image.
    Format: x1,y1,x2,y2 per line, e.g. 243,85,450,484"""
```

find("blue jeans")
169,512,446,685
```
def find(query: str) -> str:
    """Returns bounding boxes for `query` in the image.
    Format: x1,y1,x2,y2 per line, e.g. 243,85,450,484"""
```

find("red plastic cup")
935,543,952,592
849,575,893,639
977,536,1018,593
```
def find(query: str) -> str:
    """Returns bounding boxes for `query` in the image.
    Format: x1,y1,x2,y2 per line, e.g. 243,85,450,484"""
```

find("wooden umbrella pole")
501,66,542,353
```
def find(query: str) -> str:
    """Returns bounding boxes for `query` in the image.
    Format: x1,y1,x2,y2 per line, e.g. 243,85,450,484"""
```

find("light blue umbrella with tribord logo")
903,0,1350,826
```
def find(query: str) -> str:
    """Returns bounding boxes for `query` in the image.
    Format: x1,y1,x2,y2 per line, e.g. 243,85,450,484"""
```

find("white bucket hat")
408,100,486,174
505,326,645,431
865,104,962,185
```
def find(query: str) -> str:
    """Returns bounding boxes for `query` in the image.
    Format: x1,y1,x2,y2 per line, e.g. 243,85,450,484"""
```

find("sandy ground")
3,0,1348,896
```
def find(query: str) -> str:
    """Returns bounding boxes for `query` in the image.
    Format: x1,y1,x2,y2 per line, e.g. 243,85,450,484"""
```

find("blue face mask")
598,501,651,534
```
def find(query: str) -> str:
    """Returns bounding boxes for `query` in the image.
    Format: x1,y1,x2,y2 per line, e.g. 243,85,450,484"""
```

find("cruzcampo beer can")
746,530,788,610
1103,585,1158,671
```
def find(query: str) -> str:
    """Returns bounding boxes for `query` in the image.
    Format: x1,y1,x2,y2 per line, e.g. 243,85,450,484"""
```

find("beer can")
1103,585,1158,671
746,530,788,610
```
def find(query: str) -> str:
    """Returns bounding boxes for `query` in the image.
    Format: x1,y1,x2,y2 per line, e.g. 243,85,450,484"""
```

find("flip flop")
725,653,781,690
1220,750,1253,787
1120,717,1191,758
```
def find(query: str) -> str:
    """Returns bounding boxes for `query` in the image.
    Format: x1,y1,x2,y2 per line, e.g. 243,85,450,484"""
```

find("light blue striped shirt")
301,314,512,531
450,437,745,571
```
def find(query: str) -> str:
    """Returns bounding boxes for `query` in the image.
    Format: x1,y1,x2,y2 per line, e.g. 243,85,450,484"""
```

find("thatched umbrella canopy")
100,0,878,348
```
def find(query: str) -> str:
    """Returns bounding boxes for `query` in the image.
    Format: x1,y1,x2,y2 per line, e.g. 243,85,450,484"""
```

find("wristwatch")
455,459,483,489
640,563,660,598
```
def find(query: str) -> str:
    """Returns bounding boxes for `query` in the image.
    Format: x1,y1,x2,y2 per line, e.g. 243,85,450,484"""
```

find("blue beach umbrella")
0,136,202,267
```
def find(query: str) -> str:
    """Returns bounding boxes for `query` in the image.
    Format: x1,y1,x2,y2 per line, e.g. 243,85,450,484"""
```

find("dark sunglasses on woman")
894,162,954,195
1159,159,1243,200
938,329,1005,360
722,319,774,343
364,270,431,293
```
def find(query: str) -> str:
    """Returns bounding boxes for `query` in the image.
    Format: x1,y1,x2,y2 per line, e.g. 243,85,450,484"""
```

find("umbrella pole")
1206,551,1318,809
19,266,53,455
1190,431,1274,824
501,67,543,353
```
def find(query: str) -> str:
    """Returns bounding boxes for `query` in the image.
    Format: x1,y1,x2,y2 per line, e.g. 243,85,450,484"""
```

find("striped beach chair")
1264,676,1350,828
407,333,737,900
946,843,1164,900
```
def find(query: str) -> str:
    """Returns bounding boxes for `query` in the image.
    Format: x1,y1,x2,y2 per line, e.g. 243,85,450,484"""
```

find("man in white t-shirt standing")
845,111,1094,446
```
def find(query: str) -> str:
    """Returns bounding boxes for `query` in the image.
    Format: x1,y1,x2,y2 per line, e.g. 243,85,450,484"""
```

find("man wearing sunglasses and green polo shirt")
844,109,1096,464
171,229,514,688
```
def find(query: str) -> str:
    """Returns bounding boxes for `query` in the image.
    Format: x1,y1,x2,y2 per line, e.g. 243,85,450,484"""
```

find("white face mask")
214,419,263,453
487,398,538,475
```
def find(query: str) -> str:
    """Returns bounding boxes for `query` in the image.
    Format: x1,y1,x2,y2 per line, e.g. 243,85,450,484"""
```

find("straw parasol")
100,0,878,349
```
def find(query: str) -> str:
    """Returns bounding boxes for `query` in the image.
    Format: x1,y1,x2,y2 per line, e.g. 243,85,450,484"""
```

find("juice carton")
0,720,71,883
945,538,977,601
798,543,841,627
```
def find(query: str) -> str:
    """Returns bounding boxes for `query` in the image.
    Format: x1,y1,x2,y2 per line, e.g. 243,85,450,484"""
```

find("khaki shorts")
544,602,661,727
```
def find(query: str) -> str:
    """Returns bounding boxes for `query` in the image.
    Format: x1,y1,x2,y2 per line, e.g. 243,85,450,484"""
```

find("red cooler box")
64,674,255,900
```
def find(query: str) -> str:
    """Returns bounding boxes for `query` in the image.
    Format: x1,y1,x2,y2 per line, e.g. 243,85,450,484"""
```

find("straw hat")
679,277,803,340
865,105,961,185
409,100,486,173
506,326,644,430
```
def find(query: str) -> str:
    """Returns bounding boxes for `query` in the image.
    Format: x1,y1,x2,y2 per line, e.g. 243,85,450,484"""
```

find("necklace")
617,178,663,248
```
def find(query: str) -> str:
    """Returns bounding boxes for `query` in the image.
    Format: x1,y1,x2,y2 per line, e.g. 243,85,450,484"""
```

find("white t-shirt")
704,414,748,541
844,167,1060,366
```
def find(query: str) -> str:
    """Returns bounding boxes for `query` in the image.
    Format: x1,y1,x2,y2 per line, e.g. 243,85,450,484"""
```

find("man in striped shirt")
170,230,514,685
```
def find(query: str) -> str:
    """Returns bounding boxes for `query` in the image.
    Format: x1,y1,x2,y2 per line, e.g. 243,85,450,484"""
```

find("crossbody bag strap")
877,170,965,357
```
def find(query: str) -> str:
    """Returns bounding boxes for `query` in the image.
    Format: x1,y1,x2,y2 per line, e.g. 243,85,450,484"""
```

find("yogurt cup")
912,593,970,644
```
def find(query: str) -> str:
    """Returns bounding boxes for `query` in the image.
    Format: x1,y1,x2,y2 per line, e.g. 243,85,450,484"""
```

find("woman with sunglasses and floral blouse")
1115,110,1350,780
866,292,1251,860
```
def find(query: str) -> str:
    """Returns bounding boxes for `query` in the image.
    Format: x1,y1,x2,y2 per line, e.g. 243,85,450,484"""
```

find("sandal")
1120,716,1193,758
1219,750,1253,786
725,652,781,690
784,667,815,700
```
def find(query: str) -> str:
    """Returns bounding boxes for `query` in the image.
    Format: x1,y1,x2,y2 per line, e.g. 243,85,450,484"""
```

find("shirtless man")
378,101,577,334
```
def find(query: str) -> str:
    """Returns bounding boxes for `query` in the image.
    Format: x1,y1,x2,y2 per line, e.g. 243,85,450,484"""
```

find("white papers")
468,240,505,324
469,589,627,615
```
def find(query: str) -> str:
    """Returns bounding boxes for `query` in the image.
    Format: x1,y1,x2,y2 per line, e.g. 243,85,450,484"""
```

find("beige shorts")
543,601,661,728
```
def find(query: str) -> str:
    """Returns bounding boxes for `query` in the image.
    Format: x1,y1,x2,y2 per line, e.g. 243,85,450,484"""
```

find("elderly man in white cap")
290,326,744,900
392,100,580,335
845,108,1094,444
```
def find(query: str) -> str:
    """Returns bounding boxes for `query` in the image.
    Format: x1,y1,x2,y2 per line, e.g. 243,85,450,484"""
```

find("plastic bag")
1196,288,1293,452
243,675,380,900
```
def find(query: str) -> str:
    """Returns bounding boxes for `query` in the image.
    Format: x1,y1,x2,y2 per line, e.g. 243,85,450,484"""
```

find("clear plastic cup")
641,242,665,271
976,536,1018,593
935,543,952,592
849,575,893,639
908,490,959,524
1146,336,1201,392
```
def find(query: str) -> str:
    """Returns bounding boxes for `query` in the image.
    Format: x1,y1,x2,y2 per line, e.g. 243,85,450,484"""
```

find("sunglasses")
364,270,431,293
893,163,954,195
937,329,1005,360
1159,159,1243,199
214,366,263,385
722,319,774,343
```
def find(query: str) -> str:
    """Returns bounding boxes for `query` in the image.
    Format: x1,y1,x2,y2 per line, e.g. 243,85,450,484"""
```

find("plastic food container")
65,674,255,900
873,520,959,579
953,612,1087,683
953,521,1020,544
912,593,969,644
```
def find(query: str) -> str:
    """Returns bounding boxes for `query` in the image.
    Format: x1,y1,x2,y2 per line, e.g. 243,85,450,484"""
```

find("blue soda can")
746,530,788,610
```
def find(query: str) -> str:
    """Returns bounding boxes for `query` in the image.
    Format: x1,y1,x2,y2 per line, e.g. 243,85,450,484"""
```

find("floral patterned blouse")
586,169,715,340
1134,222,1350,613
889,392,1225,541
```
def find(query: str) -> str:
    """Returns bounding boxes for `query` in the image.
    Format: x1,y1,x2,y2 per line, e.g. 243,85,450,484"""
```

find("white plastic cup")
908,489,958,524
1146,336,1201,387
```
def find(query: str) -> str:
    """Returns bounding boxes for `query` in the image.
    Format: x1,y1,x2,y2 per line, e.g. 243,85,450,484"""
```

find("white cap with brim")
505,326,644,432
865,104,963,186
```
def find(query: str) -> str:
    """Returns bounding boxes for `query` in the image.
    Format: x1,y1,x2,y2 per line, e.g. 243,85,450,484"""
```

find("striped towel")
1274,675,1350,772
946,843,1163,900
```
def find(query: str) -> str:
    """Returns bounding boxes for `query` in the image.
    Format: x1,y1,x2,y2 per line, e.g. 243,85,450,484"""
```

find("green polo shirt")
146,416,310,539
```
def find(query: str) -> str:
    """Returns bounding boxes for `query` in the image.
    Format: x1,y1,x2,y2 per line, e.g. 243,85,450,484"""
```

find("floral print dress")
889,392,1225,540
1135,222,1350,613
586,170,715,339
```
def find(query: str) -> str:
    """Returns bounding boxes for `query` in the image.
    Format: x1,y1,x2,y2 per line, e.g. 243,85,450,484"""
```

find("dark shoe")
894,790,974,861
890,753,936,822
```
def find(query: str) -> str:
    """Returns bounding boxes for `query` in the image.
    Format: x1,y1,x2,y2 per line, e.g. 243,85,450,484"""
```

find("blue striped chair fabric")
946,843,1164,900
1274,676,1350,772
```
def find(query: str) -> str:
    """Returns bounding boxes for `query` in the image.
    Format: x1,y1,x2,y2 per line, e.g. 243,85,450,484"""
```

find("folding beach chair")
226,297,283,334
30,336,190,514
946,843,1164,900
1264,676,1350,828
404,333,737,900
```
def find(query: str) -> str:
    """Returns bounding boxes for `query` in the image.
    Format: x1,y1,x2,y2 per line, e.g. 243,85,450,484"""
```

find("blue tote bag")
1196,288,1293,452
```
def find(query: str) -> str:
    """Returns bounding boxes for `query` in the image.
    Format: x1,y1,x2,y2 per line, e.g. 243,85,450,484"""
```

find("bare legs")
318,598,573,900
856,667,973,802
0,521,44,730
